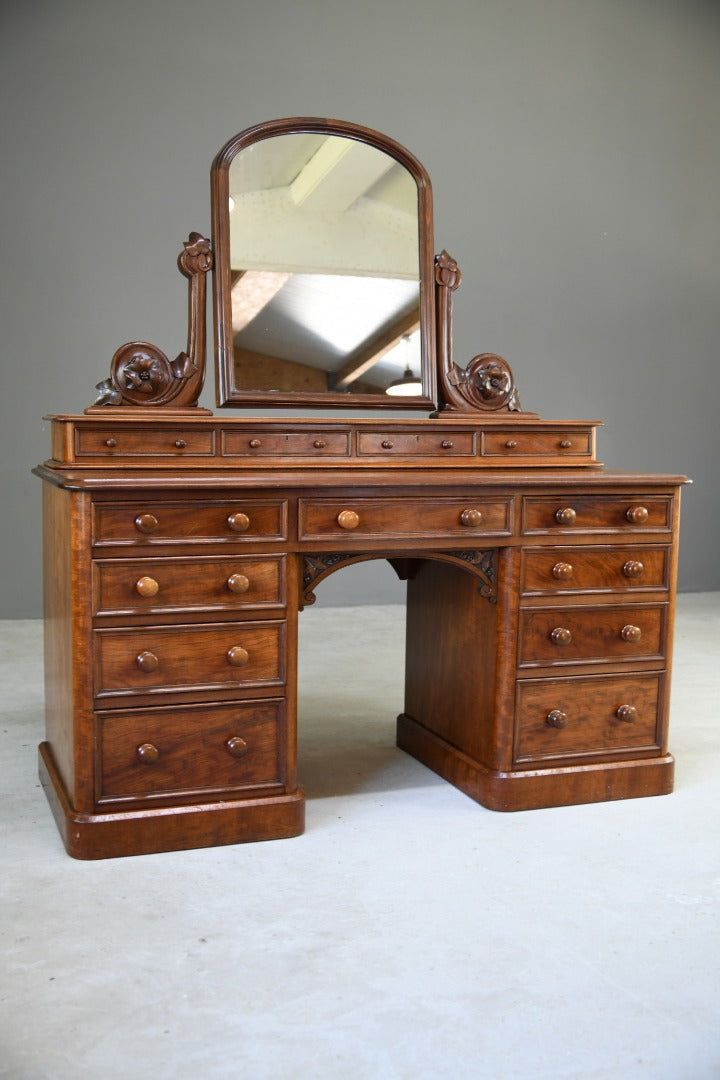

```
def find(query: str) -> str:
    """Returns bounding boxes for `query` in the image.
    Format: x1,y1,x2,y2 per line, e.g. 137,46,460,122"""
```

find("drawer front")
99,699,283,799
523,495,672,533
482,429,592,460
521,546,669,594
518,605,665,668
76,426,214,458
94,500,288,544
223,430,350,457
515,673,662,762
357,431,475,457
95,621,284,697
298,497,512,540
94,556,285,616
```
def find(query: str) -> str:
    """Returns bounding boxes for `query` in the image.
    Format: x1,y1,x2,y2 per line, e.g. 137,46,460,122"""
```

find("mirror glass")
213,120,435,407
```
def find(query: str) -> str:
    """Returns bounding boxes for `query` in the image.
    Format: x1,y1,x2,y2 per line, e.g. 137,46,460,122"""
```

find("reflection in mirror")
227,133,421,395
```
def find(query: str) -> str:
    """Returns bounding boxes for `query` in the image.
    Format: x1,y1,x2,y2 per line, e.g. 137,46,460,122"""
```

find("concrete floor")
1,594,719,1079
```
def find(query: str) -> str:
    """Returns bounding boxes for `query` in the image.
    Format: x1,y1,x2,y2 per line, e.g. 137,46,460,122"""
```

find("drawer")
523,495,672,533
515,672,662,763
357,431,475,457
481,428,592,460
95,621,284,697
93,499,288,545
521,546,670,594
76,426,214,457
518,605,665,668
94,555,285,616
298,497,512,540
223,430,350,457
98,699,284,800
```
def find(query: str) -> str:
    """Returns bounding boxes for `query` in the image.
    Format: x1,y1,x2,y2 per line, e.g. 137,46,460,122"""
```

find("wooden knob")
623,560,644,579
135,650,159,672
105,437,117,448
552,562,574,580
616,704,638,723
135,576,159,598
313,439,327,449
337,510,360,530
441,440,454,450
174,438,187,449
248,439,261,449
136,742,160,764
227,512,250,533
550,627,573,646
626,505,649,524
505,440,518,449
226,736,249,758
227,646,249,667
620,624,642,643
555,507,577,525
559,439,573,449
546,709,569,729
460,508,483,527
134,513,159,534
227,573,250,594
381,440,394,450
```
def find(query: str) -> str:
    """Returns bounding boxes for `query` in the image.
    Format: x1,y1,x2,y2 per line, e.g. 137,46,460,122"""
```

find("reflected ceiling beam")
231,269,292,334
290,136,395,212
333,306,420,389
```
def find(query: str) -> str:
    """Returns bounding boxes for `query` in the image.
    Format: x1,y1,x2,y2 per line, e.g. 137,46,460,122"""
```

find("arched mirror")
212,118,436,409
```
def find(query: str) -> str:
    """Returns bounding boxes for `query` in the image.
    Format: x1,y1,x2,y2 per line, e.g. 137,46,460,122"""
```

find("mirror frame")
211,117,436,410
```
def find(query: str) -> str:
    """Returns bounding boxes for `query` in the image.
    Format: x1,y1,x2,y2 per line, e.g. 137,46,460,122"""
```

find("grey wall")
2,0,719,616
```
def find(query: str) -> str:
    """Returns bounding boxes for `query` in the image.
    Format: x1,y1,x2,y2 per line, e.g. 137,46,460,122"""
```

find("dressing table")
34,118,687,858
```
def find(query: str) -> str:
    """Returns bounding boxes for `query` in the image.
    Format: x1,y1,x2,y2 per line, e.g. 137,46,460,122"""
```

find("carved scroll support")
88,233,213,411
433,250,532,417
301,550,497,608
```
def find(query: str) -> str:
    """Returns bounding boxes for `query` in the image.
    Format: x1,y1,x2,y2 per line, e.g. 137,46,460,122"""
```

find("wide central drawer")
94,555,285,616
298,497,512,540
518,605,665,668
95,621,285,697
98,699,284,801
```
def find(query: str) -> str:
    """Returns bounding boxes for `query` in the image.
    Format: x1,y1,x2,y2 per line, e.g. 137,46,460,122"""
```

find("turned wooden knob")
460,508,483,527
105,437,117,448
626,506,649,524
135,576,159,598
555,507,577,525
227,646,249,667
441,440,454,450
381,440,394,450
616,704,638,723
550,627,573,646
227,573,250,594
134,513,159,534
559,439,573,449
225,736,249,758
337,510,360,530
552,562,574,580
505,439,518,449
248,439,261,449
623,560,645,579
227,512,250,533
174,438,187,449
313,439,327,449
546,709,569,729
620,624,642,643
135,650,159,672
136,742,160,764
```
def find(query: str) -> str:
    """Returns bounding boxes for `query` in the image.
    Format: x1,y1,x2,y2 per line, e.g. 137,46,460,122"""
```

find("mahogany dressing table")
34,118,687,858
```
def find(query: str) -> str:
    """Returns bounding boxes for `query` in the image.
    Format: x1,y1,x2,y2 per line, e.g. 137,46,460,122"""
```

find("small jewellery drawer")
95,621,284,698
94,555,285,616
98,699,284,800
518,605,665,668
515,672,662,763
356,431,475,457
298,497,512,540
481,429,593,460
93,500,287,544
522,495,672,533
76,426,214,457
521,546,669,594
223,430,350,457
